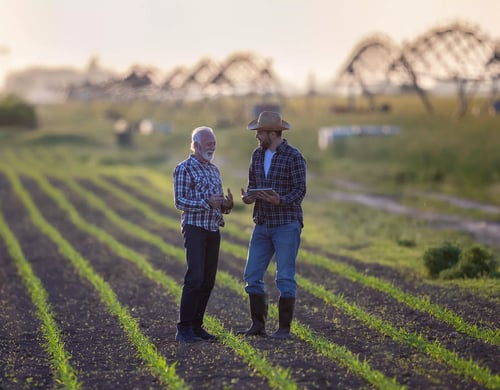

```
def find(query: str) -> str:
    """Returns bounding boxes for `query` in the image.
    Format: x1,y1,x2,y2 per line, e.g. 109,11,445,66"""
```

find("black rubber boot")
237,294,268,336
270,297,295,339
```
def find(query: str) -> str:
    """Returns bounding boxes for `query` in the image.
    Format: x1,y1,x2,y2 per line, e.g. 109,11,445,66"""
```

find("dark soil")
0,172,498,389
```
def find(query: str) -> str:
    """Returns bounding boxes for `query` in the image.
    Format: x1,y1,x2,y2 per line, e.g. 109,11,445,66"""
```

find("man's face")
196,131,216,162
256,130,272,149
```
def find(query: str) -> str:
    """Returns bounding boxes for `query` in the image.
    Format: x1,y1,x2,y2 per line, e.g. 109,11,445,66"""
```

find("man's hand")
208,193,224,209
256,189,280,205
222,188,234,210
240,188,256,204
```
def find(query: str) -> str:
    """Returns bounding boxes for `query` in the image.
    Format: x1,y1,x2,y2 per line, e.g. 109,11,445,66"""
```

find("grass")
4,136,500,388
1,95,499,302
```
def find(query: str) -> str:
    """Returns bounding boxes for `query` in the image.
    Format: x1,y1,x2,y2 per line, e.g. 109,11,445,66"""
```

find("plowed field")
1,160,499,389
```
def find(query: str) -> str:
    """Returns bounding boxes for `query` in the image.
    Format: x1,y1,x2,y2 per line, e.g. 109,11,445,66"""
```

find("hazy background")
1,0,500,92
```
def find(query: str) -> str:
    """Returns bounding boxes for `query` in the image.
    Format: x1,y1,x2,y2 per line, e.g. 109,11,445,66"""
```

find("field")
0,95,499,389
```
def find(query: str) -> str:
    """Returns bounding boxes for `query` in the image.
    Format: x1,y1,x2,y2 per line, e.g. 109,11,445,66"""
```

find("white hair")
191,126,214,152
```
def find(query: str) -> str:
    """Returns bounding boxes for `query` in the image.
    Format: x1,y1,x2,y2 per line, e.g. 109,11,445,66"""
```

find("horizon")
1,0,499,91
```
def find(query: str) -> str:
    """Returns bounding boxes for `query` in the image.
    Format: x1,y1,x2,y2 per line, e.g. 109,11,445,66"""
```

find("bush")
456,245,498,278
424,242,498,280
423,242,461,278
0,94,38,129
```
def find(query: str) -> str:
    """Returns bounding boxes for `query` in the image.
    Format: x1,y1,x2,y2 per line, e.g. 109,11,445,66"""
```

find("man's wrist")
221,202,233,214
222,201,233,210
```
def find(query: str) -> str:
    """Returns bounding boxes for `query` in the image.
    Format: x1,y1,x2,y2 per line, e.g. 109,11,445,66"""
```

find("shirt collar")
190,153,212,166
276,139,288,153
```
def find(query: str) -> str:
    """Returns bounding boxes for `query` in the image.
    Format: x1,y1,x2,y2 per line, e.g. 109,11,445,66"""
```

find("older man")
173,126,233,343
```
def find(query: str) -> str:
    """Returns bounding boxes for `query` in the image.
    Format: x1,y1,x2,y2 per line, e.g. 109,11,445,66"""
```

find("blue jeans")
243,221,302,298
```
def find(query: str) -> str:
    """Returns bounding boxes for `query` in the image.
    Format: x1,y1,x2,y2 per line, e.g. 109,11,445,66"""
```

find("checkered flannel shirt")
247,139,306,227
173,154,226,232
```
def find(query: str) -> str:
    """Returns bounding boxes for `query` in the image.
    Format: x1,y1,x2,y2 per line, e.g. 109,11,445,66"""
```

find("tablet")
247,188,274,195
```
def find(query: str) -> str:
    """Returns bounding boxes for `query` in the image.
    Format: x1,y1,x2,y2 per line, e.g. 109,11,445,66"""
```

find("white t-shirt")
264,149,275,178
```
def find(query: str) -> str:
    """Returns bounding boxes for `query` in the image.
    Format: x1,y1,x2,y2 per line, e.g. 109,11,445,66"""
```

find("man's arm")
173,165,211,211
278,154,306,205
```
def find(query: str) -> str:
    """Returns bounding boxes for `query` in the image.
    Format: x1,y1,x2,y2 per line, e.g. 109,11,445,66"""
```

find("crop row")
1,166,190,389
3,154,404,388
0,204,81,388
1,150,499,388
116,168,500,344
80,170,500,388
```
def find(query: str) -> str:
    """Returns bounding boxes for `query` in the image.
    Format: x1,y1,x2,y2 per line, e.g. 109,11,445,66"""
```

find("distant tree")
0,94,38,129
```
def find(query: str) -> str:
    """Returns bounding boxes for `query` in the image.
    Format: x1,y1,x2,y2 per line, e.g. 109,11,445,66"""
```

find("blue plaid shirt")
247,139,306,227
173,154,226,232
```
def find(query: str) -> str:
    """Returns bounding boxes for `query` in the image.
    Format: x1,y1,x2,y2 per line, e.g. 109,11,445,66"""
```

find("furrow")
1,165,188,390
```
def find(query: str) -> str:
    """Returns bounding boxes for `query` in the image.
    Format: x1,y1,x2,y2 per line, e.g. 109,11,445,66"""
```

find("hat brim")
247,119,291,131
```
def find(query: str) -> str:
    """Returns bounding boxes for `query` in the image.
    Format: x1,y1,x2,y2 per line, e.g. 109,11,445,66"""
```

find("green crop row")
1,165,189,390
220,241,500,389
5,149,404,389
0,209,81,389
6,150,500,388
55,171,403,390
48,164,499,389
95,171,500,389
6,163,297,390
109,168,500,346
16,146,500,346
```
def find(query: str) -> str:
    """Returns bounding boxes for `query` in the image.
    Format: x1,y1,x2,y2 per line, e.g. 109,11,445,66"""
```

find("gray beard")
201,151,214,161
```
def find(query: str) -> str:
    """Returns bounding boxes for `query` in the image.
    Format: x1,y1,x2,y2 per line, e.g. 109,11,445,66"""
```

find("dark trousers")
178,224,220,327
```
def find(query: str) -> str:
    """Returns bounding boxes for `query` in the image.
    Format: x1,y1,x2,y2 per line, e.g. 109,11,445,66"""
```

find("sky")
1,0,499,90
